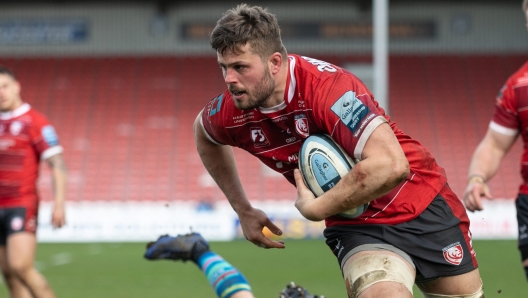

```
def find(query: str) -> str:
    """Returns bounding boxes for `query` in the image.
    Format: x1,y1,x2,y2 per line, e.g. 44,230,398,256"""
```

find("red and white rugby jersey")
0,103,63,208
490,61,528,194
201,54,448,226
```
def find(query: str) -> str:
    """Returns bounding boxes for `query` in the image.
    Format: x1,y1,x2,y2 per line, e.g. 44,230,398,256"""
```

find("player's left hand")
293,169,321,221
51,204,66,229
463,175,492,212
238,207,285,249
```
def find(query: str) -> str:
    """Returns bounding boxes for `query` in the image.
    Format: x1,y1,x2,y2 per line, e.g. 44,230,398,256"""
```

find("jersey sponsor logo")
209,94,224,117
331,91,370,135
301,56,337,73
27,216,36,232
10,216,23,231
496,84,506,103
250,127,270,148
298,100,305,108
0,139,15,150
442,242,463,265
272,115,288,123
285,136,297,144
294,114,309,138
233,113,255,124
42,125,59,146
10,121,23,136
288,153,298,163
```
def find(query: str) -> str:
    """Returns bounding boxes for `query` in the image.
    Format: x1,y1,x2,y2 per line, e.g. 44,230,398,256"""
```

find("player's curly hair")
210,3,287,60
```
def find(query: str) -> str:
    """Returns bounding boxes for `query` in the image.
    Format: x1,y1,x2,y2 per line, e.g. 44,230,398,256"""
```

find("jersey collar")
0,103,31,120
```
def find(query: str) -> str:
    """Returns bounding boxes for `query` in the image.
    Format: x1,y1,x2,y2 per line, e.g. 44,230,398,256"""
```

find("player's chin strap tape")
421,284,484,298
343,254,414,298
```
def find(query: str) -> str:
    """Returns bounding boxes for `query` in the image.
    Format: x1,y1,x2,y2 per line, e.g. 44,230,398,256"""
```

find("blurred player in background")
194,4,484,298
0,67,67,298
463,0,528,281
144,232,323,298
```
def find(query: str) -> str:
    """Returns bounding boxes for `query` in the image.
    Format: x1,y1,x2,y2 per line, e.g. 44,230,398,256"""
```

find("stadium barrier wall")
36,199,517,242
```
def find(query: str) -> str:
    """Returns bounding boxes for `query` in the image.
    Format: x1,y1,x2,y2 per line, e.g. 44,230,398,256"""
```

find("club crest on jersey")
250,127,270,148
442,242,463,265
10,121,23,136
294,114,309,138
331,91,370,135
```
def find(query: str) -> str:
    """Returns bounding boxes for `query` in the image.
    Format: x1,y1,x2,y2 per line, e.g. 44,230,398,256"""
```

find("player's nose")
224,68,238,84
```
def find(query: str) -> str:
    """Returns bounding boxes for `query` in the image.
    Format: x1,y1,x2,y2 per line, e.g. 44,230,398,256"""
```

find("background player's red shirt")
0,103,63,209
490,61,528,194
201,55,448,226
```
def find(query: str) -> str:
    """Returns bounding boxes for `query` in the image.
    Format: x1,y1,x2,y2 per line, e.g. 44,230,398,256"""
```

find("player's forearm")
52,166,67,205
48,154,68,206
198,144,252,212
194,120,252,213
315,152,409,219
468,128,517,182
467,142,504,182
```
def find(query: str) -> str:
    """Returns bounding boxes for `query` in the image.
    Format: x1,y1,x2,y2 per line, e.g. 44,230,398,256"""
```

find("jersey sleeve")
490,79,520,136
30,112,63,160
311,72,387,160
200,93,236,146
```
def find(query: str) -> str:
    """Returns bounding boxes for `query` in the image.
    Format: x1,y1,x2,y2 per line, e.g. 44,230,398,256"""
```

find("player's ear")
269,52,283,75
13,80,21,94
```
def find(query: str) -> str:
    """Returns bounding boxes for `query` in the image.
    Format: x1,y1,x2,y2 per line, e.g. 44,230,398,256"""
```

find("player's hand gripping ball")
298,134,369,218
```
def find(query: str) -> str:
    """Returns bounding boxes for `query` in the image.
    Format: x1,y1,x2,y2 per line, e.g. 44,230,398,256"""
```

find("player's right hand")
51,204,66,229
238,207,285,249
463,177,492,212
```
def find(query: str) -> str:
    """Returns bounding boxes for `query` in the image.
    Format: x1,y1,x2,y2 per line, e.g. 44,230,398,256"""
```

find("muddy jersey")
0,103,63,208
490,61,528,194
201,54,448,226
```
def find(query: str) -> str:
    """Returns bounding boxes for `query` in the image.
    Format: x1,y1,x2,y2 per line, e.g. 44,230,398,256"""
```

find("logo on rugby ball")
442,242,463,265
298,134,368,218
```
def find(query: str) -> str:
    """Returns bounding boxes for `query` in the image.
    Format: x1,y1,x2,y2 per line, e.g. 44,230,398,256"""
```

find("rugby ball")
298,134,368,218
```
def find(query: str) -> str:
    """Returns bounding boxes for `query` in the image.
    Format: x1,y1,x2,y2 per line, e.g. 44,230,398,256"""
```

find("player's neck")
262,65,288,108
0,99,24,113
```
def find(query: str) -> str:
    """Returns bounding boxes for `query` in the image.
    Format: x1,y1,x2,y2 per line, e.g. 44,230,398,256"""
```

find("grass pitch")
0,239,524,297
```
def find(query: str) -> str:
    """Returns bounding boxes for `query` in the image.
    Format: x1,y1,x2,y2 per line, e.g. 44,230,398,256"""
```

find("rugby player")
0,67,67,298
194,4,484,297
463,0,528,282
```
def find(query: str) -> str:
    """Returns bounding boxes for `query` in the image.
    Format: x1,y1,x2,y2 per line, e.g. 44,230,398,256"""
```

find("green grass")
0,240,524,297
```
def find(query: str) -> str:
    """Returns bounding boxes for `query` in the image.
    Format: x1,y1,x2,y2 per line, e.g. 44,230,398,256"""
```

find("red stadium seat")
1,54,519,203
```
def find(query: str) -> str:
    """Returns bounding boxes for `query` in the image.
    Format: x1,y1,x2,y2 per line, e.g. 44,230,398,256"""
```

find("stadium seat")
1,54,521,203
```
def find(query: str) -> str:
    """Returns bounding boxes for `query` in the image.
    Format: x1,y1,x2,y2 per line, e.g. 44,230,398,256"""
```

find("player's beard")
232,68,275,110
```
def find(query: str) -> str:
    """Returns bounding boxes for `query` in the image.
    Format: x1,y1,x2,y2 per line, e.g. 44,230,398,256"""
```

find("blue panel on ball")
315,135,352,169
309,151,341,192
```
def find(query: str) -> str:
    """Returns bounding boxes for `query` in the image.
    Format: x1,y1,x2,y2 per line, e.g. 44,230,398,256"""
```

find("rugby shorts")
515,194,528,260
324,185,478,283
0,206,38,245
